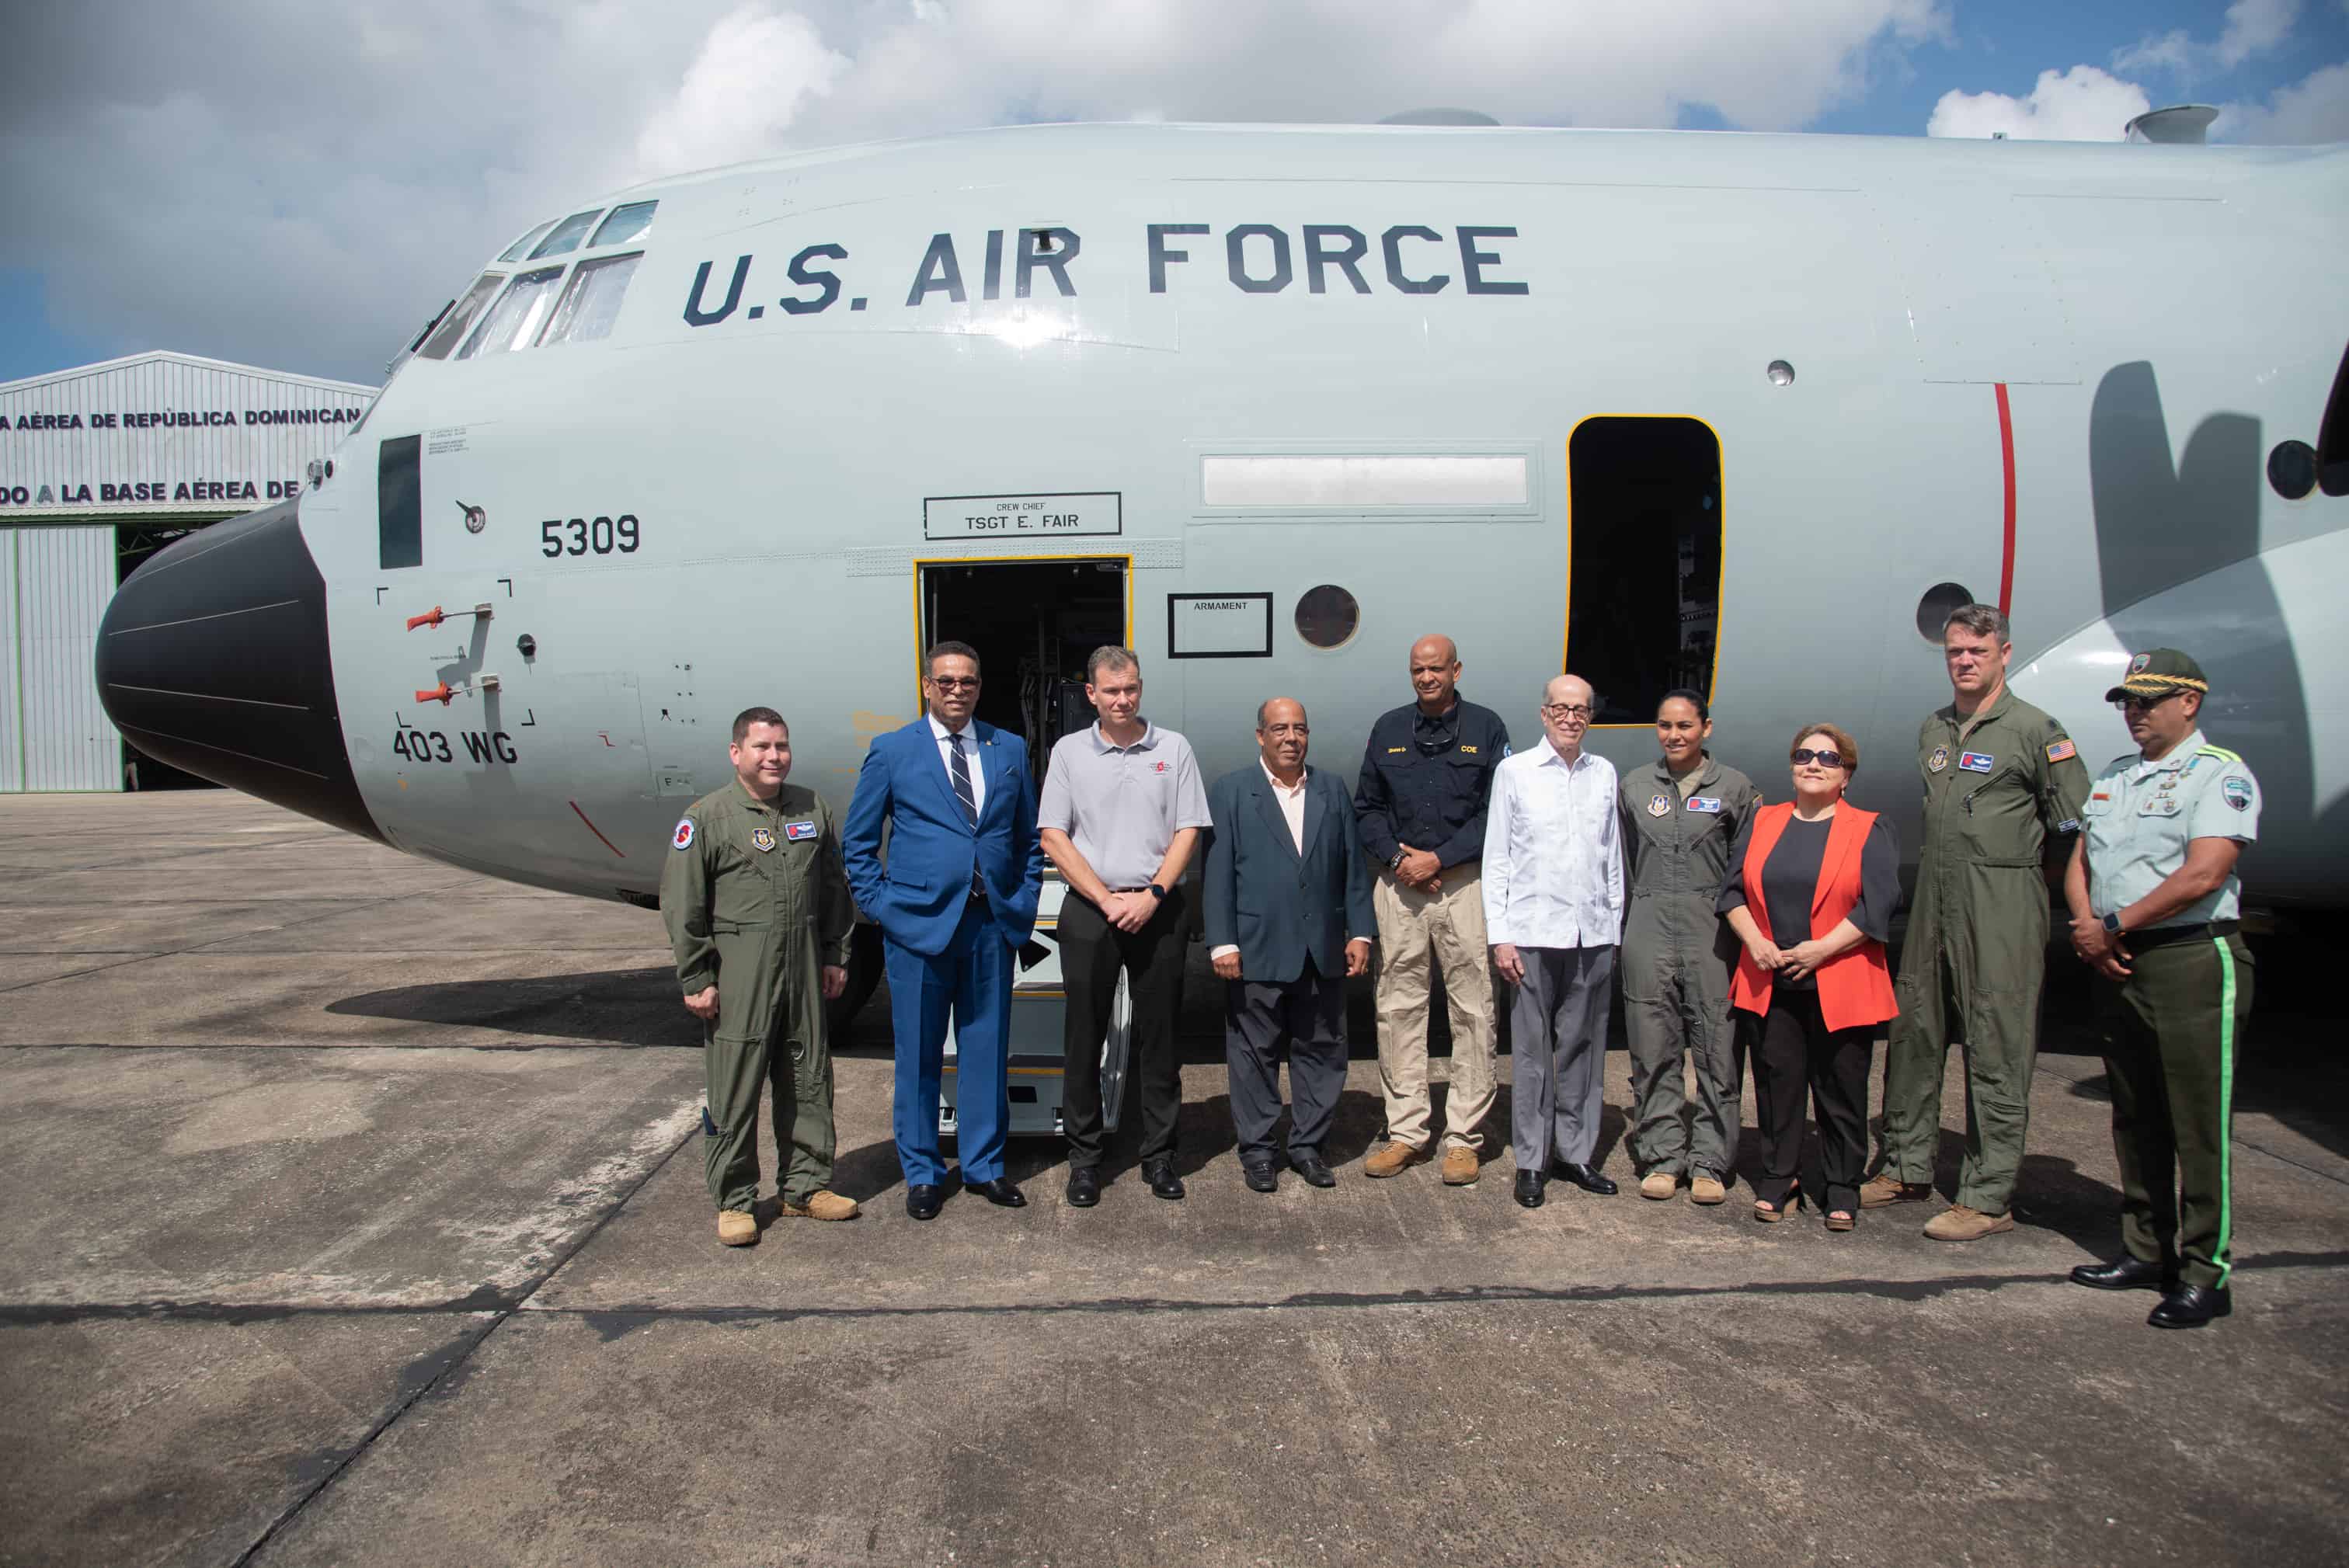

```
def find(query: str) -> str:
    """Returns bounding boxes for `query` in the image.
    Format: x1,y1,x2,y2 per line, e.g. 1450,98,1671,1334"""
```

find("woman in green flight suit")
1617,689,1759,1204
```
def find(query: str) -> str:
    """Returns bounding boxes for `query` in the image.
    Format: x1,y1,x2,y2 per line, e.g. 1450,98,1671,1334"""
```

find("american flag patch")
2045,739,2077,763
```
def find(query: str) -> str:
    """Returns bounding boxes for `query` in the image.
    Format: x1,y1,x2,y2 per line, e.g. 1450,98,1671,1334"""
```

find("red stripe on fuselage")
1995,382,2016,614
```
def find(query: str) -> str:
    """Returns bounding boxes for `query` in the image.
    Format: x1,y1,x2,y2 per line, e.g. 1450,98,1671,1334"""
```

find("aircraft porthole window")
1914,581,1976,642
589,201,657,249
1294,585,1359,649
2266,440,2318,501
528,209,605,260
1766,360,1796,387
498,220,556,263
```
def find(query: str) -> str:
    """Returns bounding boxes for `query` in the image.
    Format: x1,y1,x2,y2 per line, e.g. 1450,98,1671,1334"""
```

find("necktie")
948,730,979,828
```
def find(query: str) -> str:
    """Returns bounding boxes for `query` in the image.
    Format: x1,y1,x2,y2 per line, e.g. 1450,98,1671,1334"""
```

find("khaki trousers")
1372,863,1498,1152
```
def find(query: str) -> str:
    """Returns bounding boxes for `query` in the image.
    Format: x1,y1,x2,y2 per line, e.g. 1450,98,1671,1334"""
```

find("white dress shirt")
927,712,986,816
1482,739,1623,949
1210,762,1310,961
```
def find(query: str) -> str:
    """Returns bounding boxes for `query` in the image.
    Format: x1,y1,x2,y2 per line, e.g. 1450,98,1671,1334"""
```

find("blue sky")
2,0,2342,388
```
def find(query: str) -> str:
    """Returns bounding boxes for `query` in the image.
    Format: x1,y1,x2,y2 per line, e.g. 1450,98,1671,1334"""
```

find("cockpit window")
418,272,507,360
499,221,556,263
538,253,642,347
529,210,604,260
590,200,657,249
457,266,566,358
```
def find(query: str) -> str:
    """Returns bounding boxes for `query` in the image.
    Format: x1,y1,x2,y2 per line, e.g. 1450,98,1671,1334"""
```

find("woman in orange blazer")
1717,723,1900,1231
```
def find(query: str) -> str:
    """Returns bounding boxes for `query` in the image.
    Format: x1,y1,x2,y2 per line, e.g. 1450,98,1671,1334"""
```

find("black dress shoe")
1289,1151,1337,1187
969,1176,1027,1208
1514,1170,1546,1208
1065,1166,1101,1208
1241,1161,1279,1194
2148,1282,2232,1329
1142,1159,1185,1201
1553,1161,1618,1195
905,1184,945,1221
2071,1256,2172,1292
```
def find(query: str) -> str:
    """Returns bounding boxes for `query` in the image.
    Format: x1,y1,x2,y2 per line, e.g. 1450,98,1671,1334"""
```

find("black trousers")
1058,887,1187,1169
1224,958,1348,1163
1745,987,1872,1214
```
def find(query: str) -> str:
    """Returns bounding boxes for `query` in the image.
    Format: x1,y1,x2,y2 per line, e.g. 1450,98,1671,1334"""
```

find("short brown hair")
1790,722,1859,776
732,706,787,744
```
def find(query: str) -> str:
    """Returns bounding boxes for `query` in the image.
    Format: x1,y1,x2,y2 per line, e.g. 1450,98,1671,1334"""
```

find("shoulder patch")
2222,776,2255,812
2055,819,2080,833
672,818,696,850
2044,739,2076,764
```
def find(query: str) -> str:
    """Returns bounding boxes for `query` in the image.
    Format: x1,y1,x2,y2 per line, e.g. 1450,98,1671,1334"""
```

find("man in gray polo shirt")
1039,646,1213,1206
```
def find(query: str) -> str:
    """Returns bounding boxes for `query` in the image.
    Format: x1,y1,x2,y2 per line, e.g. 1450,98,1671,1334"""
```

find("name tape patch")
1686,796,1723,814
1958,751,1996,773
785,819,820,840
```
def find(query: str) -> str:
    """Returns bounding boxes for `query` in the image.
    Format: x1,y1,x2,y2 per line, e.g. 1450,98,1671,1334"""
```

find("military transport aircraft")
96,119,2349,977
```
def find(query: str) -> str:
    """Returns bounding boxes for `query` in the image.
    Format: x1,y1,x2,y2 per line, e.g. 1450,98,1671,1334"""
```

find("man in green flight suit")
661,706,858,1246
1865,604,2091,1240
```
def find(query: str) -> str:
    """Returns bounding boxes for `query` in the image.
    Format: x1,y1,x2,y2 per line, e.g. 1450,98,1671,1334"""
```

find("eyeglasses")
1790,748,1846,769
928,676,980,690
2114,693,2177,713
1541,703,1593,719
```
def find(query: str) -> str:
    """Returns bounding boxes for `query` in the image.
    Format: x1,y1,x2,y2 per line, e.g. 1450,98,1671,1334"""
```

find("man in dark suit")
1203,697,1376,1193
842,640,1044,1219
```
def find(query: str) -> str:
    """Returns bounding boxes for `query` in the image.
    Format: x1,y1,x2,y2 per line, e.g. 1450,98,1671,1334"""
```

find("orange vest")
1728,801,1897,1033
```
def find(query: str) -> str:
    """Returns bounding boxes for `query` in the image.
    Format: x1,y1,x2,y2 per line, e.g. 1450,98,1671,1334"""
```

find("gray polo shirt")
1039,721,1213,889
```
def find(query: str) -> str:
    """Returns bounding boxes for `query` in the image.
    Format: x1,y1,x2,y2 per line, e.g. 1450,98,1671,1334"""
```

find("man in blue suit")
1203,697,1376,1193
843,641,1044,1219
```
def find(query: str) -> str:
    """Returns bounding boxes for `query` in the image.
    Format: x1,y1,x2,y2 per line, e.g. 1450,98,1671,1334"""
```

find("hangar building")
0,352,375,791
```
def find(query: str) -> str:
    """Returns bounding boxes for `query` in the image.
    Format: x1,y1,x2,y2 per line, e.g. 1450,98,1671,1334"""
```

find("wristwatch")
1390,849,1408,871
2103,910,2123,935
1145,883,1166,900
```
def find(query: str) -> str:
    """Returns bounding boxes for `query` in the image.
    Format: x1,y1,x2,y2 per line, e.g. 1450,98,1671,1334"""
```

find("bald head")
1540,673,1593,757
1409,635,1463,712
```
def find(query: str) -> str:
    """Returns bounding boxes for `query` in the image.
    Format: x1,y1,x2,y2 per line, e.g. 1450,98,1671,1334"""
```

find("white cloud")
2218,0,2299,68
634,5,850,179
2112,30,2191,77
1926,64,2150,141
2215,58,2349,142
2114,0,2299,82
0,0,1955,383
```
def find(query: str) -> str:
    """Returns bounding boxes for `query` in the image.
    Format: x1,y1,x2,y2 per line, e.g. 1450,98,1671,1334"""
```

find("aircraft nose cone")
95,498,382,841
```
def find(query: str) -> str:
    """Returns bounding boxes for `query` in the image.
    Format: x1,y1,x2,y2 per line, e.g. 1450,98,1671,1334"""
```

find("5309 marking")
541,514,640,558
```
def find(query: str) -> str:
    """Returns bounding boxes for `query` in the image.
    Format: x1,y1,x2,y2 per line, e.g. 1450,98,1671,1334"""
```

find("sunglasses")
1790,748,1846,769
2114,692,2178,713
928,676,980,690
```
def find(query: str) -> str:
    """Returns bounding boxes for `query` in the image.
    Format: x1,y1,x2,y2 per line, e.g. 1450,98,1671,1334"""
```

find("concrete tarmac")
2,791,2344,1567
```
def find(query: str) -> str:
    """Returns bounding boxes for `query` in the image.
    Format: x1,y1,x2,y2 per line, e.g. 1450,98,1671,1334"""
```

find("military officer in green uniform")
1616,688,1759,1205
661,706,858,1246
2063,649,2257,1329
1865,604,2091,1239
